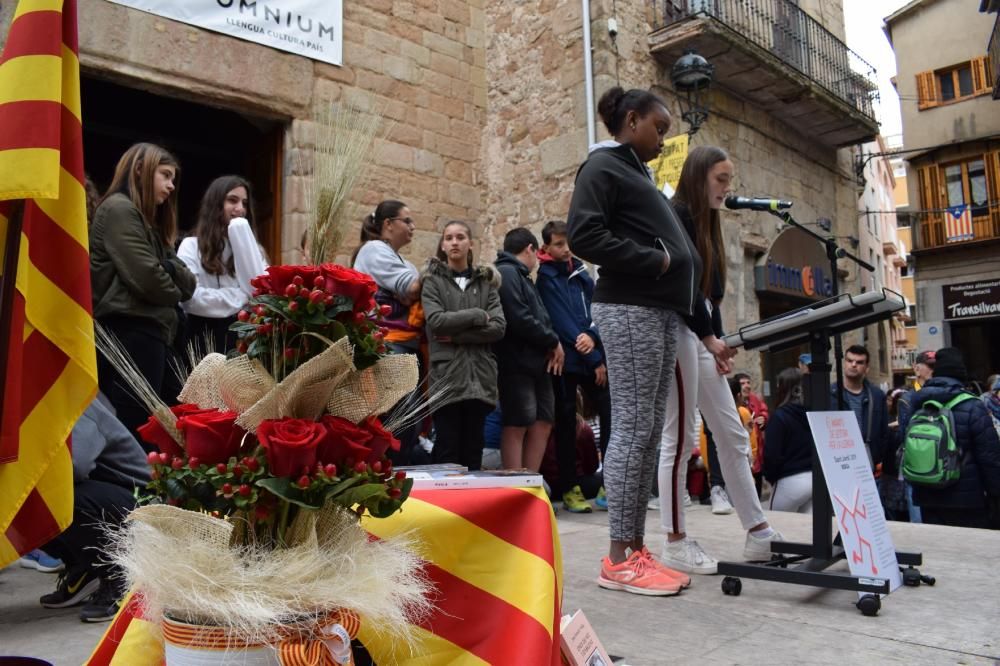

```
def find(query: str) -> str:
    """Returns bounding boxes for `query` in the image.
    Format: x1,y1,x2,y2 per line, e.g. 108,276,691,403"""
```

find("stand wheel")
721,576,742,596
902,567,921,587
856,594,881,616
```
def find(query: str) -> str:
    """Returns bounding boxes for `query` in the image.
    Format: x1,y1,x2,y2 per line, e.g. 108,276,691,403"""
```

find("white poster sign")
807,411,902,594
105,0,343,66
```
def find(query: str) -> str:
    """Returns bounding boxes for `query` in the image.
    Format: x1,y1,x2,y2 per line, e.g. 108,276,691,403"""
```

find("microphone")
724,196,793,212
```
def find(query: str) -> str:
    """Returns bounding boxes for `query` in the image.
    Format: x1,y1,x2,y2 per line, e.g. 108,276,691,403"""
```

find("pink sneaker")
597,550,683,596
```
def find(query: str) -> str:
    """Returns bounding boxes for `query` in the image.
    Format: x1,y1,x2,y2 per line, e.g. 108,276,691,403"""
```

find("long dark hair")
674,145,729,299
350,199,406,266
436,220,475,266
775,368,804,408
194,175,255,276
100,142,180,246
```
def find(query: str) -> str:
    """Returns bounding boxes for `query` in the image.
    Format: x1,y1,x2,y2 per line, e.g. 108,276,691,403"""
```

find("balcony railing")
892,347,917,372
910,203,1000,251
990,15,1000,100
653,0,878,121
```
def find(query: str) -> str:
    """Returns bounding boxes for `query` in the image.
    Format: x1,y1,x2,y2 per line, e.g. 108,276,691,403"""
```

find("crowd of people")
15,85,1000,618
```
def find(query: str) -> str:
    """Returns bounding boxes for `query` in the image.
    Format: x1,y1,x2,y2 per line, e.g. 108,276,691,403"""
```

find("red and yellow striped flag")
0,0,97,567
86,487,564,665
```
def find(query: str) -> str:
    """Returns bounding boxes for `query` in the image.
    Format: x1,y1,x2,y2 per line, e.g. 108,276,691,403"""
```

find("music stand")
715,210,922,617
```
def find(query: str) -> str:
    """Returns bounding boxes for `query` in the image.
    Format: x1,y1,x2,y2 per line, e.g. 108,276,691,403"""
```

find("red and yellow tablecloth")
86,486,563,665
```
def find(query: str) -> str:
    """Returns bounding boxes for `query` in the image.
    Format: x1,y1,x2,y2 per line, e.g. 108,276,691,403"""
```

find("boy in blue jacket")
537,220,611,512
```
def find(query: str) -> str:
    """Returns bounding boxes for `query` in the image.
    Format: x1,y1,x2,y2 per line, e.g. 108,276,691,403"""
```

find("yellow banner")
651,133,689,193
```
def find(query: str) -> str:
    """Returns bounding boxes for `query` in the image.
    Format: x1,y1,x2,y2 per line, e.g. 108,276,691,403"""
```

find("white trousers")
769,471,813,513
657,325,767,533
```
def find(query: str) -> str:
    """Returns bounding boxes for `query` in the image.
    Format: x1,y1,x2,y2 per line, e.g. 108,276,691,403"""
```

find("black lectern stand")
716,210,922,616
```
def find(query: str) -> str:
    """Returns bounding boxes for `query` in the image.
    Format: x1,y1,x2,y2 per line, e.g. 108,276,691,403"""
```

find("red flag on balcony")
0,0,97,567
945,203,974,243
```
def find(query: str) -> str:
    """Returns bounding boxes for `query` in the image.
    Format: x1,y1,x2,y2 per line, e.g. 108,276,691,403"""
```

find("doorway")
80,75,285,259
949,317,1000,390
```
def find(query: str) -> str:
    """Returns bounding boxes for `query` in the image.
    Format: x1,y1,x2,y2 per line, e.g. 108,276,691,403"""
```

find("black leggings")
432,400,493,470
97,317,167,451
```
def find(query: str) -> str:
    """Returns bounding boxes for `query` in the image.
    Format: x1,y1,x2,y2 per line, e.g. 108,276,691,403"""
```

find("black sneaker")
40,565,101,608
78,578,123,623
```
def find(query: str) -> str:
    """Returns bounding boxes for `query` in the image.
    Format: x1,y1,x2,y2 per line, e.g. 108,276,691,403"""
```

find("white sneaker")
682,493,692,507
661,537,718,575
710,486,733,515
647,496,660,511
743,529,784,561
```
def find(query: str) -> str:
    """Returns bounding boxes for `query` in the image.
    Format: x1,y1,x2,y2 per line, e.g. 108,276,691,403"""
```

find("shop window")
916,56,993,109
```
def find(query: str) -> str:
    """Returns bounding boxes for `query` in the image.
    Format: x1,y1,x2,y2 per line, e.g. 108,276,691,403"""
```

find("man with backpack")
896,347,1000,528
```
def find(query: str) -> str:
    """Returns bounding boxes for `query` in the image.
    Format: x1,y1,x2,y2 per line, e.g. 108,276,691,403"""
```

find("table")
86,486,563,665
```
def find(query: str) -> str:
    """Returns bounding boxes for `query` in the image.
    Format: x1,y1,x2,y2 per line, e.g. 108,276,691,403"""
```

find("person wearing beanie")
895,348,1000,528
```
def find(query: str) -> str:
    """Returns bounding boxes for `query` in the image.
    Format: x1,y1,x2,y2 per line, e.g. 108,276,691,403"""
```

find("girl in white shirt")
178,175,267,354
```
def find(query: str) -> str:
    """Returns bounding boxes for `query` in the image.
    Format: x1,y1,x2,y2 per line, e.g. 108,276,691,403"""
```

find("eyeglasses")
388,216,415,226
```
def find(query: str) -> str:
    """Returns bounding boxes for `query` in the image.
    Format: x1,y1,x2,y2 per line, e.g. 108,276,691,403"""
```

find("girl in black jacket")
765,368,816,513
568,87,699,596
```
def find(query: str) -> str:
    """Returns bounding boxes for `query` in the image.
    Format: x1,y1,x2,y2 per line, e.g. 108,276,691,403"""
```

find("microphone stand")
769,207,875,561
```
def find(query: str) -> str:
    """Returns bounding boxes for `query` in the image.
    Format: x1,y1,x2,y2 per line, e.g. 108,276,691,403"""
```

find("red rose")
362,417,400,462
261,265,322,296
136,404,217,457
257,418,324,477
320,263,378,313
317,415,375,466
177,410,245,465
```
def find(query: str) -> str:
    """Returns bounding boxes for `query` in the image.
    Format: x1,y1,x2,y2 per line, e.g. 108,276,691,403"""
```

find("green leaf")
334,483,386,508
229,322,257,334
322,476,361,501
165,478,187,500
255,477,324,510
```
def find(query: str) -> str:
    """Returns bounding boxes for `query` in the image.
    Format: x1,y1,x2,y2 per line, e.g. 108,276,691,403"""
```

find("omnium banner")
105,0,344,66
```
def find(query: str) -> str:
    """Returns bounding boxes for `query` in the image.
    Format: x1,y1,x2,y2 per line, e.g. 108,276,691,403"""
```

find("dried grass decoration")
306,101,392,265
107,262,431,663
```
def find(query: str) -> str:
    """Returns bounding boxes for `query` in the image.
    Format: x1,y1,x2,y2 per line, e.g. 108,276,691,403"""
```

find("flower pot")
162,617,278,666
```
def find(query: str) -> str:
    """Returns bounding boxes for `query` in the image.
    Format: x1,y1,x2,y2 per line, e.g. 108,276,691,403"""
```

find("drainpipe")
582,0,596,147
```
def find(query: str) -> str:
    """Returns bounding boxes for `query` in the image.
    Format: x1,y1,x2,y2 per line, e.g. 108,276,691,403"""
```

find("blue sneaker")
20,549,65,573
594,487,608,511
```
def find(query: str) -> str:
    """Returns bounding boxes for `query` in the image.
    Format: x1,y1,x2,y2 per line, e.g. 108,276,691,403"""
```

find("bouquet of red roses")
134,264,416,542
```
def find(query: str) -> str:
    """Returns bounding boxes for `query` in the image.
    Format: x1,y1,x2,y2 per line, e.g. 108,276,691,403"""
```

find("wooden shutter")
917,164,943,248
916,70,938,109
971,56,992,95
984,150,1000,238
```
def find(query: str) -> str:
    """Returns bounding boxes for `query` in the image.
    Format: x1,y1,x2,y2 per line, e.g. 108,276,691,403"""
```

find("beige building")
886,0,1000,386
1,0,881,398
855,136,905,389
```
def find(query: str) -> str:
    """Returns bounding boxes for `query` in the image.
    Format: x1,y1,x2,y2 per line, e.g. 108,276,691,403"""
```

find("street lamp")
671,49,714,135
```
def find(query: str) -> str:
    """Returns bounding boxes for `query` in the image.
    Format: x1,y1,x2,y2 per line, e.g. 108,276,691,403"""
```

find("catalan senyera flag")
944,203,974,243
0,0,97,567
86,488,564,666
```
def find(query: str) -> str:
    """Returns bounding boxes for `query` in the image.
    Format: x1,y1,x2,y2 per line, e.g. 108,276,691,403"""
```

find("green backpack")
901,393,976,488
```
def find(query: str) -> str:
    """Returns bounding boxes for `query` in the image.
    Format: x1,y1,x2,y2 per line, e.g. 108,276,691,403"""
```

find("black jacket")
897,377,1000,510
493,252,559,376
567,144,701,315
831,380,890,469
764,403,814,485
674,202,724,339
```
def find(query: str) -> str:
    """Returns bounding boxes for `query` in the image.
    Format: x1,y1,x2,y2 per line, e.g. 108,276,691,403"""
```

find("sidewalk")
1,502,997,665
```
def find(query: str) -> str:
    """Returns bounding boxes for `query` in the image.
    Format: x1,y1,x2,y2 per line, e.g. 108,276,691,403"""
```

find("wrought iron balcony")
650,0,879,147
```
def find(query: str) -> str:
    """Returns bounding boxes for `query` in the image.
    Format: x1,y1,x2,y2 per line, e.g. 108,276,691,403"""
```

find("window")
943,158,989,218
916,56,993,109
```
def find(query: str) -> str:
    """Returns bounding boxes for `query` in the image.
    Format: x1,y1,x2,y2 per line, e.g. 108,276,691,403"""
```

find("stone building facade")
1,0,881,399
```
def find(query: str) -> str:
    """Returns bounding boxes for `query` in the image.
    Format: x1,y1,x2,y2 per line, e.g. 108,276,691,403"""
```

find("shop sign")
105,0,343,66
754,228,834,301
942,278,1000,320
